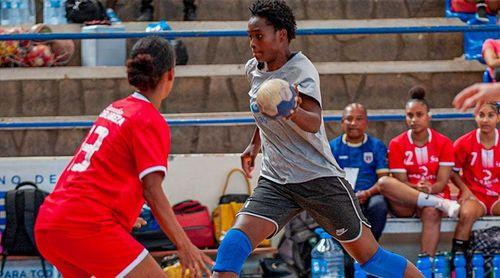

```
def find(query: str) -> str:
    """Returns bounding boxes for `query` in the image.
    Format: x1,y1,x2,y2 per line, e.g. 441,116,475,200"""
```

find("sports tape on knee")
213,229,252,275
361,247,408,278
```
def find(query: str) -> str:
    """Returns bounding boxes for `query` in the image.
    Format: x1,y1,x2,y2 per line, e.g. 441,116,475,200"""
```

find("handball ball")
255,79,296,118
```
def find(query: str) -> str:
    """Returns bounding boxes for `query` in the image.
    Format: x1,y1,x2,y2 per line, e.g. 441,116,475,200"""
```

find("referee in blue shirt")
329,103,389,240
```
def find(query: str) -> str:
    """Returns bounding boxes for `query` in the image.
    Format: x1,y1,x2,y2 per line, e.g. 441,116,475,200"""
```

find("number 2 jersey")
453,129,500,198
388,128,454,187
36,92,170,231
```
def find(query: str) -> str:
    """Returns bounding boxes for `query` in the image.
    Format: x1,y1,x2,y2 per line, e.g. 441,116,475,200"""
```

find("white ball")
255,79,296,118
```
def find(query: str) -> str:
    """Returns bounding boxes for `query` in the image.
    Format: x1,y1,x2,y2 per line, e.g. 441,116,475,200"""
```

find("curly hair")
249,0,296,41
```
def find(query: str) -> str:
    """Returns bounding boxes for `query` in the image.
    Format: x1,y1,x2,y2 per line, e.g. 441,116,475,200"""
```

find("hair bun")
126,53,158,91
408,85,426,100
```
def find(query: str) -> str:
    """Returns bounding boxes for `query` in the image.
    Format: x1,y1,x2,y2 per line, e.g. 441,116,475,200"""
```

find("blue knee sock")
213,229,252,275
361,247,408,278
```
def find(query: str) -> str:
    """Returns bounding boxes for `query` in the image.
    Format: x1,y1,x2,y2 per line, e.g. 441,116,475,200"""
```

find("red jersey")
454,129,500,198
388,128,454,186
37,93,170,231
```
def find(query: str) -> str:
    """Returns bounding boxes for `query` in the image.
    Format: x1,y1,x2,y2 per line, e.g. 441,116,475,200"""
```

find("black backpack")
65,0,108,23
277,211,320,278
0,182,49,277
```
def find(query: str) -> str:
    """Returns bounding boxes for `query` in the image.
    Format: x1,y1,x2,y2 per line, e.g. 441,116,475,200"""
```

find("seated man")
329,103,389,241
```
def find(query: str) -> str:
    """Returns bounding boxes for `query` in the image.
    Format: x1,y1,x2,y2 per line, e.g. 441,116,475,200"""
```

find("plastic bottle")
416,253,432,278
1,0,12,25
433,252,447,278
453,251,466,278
353,261,366,278
472,251,484,278
493,253,500,278
311,228,344,278
43,0,67,25
17,0,34,25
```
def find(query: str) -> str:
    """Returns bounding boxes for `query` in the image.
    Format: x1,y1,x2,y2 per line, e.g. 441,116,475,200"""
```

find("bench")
384,216,499,234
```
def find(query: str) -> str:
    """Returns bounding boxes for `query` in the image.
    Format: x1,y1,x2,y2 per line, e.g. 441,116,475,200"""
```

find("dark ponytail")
126,36,174,91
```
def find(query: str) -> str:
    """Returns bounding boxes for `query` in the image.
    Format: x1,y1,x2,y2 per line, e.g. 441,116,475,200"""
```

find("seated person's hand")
356,190,371,204
458,188,476,204
133,217,147,229
416,180,432,194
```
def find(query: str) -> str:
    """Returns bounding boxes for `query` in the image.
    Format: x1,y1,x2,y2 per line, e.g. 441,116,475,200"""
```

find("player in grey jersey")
212,1,422,277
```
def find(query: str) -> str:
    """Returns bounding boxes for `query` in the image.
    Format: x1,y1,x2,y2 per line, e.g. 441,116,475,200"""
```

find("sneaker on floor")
437,199,461,218
476,3,490,23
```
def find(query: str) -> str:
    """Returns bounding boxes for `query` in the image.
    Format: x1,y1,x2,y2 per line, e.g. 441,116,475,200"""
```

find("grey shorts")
237,176,370,242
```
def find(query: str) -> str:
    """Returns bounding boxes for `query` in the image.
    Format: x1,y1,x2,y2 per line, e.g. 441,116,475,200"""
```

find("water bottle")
354,261,366,278
493,253,500,278
43,0,67,25
1,0,12,25
433,252,447,278
472,251,484,278
16,0,34,24
416,253,432,278
453,251,466,278
311,228,344,278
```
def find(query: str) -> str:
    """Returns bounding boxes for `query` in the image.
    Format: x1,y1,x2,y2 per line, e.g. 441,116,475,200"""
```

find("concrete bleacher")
1,0,498,273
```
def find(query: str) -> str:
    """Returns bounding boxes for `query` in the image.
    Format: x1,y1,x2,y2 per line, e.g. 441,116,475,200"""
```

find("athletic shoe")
476,3,490,23
436,199,461,218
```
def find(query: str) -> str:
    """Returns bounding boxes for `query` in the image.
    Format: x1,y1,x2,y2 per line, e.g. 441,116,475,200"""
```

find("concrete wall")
0,71,482,117
34,0,444,22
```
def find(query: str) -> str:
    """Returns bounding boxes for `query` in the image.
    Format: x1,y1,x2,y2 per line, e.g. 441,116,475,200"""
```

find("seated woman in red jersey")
34,37,212,278
451,102,500,254
483,39,500,82
377,86,460,257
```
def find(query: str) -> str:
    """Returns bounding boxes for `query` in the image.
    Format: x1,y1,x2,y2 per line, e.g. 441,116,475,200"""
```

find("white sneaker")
436,199,461,218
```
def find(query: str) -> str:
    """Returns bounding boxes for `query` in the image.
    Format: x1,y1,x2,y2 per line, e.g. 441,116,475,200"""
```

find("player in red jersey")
377,86,460,257
34,37,212,277
450,102,500,254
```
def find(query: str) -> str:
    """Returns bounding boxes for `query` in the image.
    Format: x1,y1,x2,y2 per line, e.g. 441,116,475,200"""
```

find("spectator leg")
377,176,417,217
106,0,118,9
492,201,500,215
363,195,388,241
419,207,442,257
453,199,485,243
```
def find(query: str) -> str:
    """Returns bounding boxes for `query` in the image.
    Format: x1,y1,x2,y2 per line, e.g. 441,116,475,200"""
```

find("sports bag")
173,200,215,248
132,207,175,251
1,181,49,276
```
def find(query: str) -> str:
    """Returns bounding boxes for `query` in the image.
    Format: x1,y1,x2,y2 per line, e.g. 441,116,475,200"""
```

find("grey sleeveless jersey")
246,52,344,184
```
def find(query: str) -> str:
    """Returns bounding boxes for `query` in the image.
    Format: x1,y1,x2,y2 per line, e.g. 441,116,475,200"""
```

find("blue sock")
213,229,252,275
361,247,408,278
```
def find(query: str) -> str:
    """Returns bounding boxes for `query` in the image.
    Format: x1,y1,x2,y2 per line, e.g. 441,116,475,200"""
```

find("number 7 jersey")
38,92,170,231
453,129,500,198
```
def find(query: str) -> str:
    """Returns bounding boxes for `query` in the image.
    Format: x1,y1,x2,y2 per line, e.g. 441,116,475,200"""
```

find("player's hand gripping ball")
253,79,297,118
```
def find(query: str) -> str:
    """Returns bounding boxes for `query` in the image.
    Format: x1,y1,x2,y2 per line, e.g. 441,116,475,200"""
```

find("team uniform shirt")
482,39,500,81
454,129,500,212
245,52,344,184
36,92,170,232
329,134,389,192
388,128,454,193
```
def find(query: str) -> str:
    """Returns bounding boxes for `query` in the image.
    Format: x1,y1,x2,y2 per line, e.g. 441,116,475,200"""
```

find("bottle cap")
314,227,325,235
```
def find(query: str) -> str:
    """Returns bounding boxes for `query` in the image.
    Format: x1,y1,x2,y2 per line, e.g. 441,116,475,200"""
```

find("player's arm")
289,93,322,133
428,166,453,194
241,127,261,178
142,172,213,276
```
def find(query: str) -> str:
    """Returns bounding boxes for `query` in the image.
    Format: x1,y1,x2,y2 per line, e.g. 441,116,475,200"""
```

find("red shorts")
35,224,147,278
475,193,500,215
